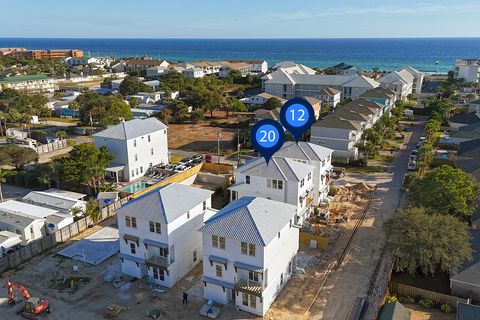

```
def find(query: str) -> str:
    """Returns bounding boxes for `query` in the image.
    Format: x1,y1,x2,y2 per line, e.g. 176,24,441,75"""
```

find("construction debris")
103,304,127,319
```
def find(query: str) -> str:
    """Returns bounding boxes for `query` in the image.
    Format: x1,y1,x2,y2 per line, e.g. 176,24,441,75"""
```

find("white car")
407,160,417,171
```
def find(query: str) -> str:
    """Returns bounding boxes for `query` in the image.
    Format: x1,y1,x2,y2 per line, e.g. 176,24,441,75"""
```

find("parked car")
407,160,417,171
174,164,187,172
410,149,418,160
179,157,192,164
192,154,203,161
205,154,213,163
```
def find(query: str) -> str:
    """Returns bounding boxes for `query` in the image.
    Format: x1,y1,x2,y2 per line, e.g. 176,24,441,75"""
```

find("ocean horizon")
1,37,480,73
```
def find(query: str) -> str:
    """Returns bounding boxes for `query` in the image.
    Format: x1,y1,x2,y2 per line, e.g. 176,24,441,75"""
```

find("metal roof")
118,253,144,264
200,197,297,246
93,118,167,141
0,200,59,219
116,183,213,224
236,157,314,182
202,276,234,289
275,141,333,163
144,238,168,249
23,191,80,211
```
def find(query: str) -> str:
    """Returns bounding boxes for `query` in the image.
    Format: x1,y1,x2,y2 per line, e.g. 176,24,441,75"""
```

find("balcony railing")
145,255,169,269
306,197,314,206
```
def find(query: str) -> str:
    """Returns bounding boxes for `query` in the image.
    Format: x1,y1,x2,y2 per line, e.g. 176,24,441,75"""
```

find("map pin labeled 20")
250,119,285,165
280,97,315,143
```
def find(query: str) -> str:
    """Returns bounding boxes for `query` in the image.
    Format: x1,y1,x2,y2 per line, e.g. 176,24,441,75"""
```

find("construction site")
0,175,379,320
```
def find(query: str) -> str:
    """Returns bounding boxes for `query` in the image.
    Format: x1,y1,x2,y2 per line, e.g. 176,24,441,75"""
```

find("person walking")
182,291,188,305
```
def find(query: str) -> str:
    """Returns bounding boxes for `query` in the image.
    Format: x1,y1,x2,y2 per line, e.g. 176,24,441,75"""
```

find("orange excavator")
7,281,50,320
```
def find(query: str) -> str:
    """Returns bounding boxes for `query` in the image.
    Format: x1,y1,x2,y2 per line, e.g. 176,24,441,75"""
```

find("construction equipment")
7,281,50,320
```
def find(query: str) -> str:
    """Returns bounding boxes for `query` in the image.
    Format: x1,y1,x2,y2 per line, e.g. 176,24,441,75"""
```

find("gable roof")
236,157,315,181
22,191,81,212
450,112,480,125
379,302,411,320
319,87,341,96
360,87,396,99
313,117,363,130
275,141,333,162
379,70,414,85
342,75,380,88
304,96,321,106
200,197,297,246
116,184,213,224
450,230,480,286
253,108,280,121
399,65,425,77
457,302,480,320
93,118,167,140
324,109,370,122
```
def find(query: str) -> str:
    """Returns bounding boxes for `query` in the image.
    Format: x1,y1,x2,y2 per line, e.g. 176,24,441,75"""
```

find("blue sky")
1,0,480,38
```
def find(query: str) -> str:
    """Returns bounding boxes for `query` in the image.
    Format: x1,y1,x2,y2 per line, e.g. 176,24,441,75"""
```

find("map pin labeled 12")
280,97,315,143
250,119,285,165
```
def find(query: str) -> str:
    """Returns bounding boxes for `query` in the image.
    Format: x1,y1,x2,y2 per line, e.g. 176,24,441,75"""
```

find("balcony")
145,255,169,269
234,279,264,297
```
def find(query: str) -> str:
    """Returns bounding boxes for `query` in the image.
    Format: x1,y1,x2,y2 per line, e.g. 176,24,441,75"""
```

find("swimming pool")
121,181,147,193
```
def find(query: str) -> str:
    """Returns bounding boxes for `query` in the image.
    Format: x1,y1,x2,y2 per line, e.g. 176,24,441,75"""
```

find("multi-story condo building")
310,98,386,163
399,66,425,94
378,69,414,101
262,69,379,101
93,118,169,182
0,74,56,93
229,157,315,224
116,183,215,287
12,49,83,60
454,59,480,83
273,142,333,204
359,87,397,114
200,196,299,316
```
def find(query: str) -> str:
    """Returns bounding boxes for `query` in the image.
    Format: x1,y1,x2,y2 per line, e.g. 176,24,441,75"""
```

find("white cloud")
264,3,480,21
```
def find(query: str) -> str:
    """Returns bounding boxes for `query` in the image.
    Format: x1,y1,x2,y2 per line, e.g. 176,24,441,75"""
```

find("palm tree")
0,169,8,203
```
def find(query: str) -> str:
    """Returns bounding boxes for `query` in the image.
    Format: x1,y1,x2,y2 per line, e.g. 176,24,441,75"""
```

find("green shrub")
419,298,433,309
398,296,415,304
14,171,26,186
440,303,453,313
329,187,338,197
23,173,39,188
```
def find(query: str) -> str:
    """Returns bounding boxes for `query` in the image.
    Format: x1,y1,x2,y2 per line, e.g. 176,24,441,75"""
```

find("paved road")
309,117,427,320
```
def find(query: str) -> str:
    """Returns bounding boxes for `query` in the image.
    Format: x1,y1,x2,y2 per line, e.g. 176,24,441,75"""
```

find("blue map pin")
280,97,315,143
250,119,285,165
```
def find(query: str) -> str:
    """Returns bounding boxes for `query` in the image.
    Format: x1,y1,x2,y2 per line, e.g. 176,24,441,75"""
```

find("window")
131,217,137,228
136,168,139,175
149,221,161,234
267,179,283,190
153,268,165,281
148,135,151,142
125,216,131,227
30,226,34,234
135,154,138,161
308,172,312,181
280,273,284,284
133,139,137,147
278,232,281,239
140,166,143,174
131,170,135,177
193,250,197,262
300,179,305,188
16,229,21,235
241,242,247,255
242,293,256,309
151,148,154,155
215,264,222,277
203,201,207,211
219,236,225,249
130,242,136,254
245,175,250,184
159,247,168,257
248,243,256,256
249,271,259,283
212,235,218,247
187,211,190,219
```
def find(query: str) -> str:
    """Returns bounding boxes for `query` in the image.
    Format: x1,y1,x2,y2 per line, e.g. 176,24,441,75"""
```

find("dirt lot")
167,111,250,151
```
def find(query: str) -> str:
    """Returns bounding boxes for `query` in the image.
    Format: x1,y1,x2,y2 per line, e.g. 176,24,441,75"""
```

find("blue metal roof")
208,255,228,265
118,253,144,264
233,261,263,273
144,238,169,249
202,276,234,289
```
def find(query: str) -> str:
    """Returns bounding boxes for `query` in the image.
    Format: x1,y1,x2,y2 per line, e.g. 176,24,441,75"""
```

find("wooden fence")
0,196,132,274
35,139,68,155
388,281,468,306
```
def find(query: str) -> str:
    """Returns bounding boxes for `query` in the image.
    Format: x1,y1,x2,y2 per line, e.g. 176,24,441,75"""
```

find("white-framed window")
125,216,137,228
131,170,135,177
148,135,151,142
135,154,138,161
193,250,197,262
245,175,250,184
187,211,190,219
151,148,154,155
136,168,139,175
140,166,143,173
130,242,136,254
153,267,165,281
267,179,283,190
133,139,137,147
308,172,312,181
242,293,256,309
249,271,259,283
240,241,255,256
149,221,161,234
300,178,305,188
203,201,207,211
212,235,225,249
215,264,222,277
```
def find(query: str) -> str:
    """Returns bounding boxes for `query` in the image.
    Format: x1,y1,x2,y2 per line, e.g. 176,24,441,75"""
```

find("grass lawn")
384,144,401,151
391,271,451,295
345,166,387,174
40,117,79,123
372,154,395,163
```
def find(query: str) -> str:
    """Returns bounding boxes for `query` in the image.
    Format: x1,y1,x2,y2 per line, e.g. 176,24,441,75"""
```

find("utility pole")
89,111,94,137
237,129,241,165
217,129,221,164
